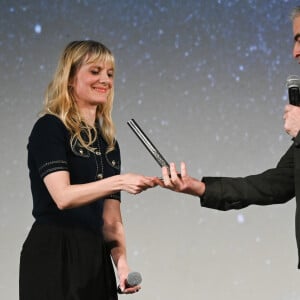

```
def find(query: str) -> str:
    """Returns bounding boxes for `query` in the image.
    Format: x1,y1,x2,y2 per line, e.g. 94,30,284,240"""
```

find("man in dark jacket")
160,6,300,269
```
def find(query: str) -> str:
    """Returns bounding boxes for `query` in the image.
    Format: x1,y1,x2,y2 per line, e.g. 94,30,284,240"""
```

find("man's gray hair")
291,6,300,21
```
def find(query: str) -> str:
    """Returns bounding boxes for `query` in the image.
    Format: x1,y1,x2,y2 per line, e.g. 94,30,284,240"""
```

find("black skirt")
19,222,118,300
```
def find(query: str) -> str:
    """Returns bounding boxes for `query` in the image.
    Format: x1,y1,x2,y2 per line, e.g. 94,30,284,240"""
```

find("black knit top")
27,114,121,231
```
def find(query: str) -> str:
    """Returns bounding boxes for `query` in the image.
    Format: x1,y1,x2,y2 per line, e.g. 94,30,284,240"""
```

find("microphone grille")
286,75,300,88
127,272,142,287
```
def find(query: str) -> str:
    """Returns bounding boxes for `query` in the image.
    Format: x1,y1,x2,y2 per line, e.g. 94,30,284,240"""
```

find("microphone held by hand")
126,271,142,287
286,75,300,106
117,272,142,294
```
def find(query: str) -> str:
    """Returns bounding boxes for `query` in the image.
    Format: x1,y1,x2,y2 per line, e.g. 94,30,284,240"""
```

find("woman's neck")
78,106,97,126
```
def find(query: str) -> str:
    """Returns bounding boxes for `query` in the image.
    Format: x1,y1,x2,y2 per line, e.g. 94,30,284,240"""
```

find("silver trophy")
127,119,170,168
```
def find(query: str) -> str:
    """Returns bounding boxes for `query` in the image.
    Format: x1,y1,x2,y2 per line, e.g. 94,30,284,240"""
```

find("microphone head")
126,271,142,287
286,75,300,88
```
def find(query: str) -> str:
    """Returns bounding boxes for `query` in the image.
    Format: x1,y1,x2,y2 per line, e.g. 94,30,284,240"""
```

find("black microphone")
117,272,142,293
286,75,300,106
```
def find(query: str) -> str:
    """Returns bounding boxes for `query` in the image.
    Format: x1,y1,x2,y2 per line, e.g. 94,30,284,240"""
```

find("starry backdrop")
1,0,300,299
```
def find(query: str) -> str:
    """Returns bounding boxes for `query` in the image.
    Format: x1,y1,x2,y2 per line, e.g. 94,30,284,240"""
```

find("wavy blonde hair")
43,40,116,152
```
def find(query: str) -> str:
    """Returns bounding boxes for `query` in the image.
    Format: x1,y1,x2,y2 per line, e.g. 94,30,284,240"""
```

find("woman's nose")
99,73,110,84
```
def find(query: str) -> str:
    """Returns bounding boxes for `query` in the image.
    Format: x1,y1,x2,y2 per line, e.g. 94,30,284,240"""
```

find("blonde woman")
20,40,159,299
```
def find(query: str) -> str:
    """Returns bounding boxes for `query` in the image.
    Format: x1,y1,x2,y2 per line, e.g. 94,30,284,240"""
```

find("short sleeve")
28,114,69,179
105,140,121,201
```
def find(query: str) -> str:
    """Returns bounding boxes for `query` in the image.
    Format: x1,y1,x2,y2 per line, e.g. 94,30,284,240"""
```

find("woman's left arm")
102,199,140,294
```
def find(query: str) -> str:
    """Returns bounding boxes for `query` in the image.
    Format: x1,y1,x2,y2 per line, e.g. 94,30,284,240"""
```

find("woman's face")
70,59,114,108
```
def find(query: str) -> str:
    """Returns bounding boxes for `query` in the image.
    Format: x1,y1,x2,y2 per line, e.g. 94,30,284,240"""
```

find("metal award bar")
127,119,170,168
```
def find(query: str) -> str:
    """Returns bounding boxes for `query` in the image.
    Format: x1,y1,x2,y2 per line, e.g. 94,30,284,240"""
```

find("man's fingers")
169,162,178,179
162,166,171,183
180,162,187,177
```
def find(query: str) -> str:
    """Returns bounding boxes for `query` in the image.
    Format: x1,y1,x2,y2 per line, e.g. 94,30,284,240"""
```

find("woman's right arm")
44,171,158,210
30,115,159,210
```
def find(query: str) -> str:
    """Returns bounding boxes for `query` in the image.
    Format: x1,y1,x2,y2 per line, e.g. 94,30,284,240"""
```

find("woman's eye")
91,70,99,75
108,72,114,78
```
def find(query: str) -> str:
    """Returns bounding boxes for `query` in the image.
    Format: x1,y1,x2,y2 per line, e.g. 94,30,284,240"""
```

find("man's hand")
284,104,300,137
159,162,205,197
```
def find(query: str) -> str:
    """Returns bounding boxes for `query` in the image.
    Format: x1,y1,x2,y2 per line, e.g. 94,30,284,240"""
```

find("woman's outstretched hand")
120,173,160,195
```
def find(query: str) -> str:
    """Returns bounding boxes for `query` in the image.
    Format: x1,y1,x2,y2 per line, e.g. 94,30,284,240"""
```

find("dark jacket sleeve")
200,145,295,211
